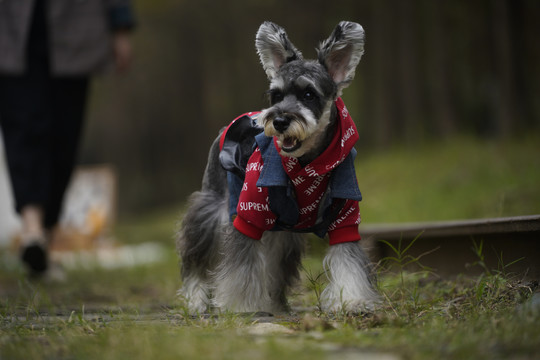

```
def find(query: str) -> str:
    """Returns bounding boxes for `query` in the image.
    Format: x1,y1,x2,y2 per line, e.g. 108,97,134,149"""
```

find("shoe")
21,240,48,274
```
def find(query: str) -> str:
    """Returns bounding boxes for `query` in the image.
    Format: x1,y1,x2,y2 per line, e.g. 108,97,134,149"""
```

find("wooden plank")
361,215,540,239
360,215,540,278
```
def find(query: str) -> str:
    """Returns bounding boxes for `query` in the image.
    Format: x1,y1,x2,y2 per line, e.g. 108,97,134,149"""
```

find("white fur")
285,100,333,158
258,100,333,159
269,77,285,91
320,242,380,313
177,274,211,314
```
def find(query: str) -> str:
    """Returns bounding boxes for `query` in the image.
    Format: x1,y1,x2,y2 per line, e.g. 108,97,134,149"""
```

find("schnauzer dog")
177,21,379,314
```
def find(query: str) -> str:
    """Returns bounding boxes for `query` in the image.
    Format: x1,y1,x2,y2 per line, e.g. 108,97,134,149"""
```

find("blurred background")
77,0,539,219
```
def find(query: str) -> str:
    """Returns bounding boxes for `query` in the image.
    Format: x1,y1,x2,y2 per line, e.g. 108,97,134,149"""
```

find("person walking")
0,0,136,275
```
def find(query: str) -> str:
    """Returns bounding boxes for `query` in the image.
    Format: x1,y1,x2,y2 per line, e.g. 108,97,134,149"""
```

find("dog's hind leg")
177,135,228,313
212,226,275,313
261,232,305,313
320,241,380,313
177,190,227,313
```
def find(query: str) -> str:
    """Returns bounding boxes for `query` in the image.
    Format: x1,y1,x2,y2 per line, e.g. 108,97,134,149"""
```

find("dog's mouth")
279,136,302,153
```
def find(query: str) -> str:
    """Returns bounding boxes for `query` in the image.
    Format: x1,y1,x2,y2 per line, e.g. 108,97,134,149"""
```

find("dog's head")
255,21,365,159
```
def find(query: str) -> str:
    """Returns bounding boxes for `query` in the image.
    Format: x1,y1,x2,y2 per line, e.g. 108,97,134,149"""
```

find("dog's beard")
266,118,308,153
259,100,333,159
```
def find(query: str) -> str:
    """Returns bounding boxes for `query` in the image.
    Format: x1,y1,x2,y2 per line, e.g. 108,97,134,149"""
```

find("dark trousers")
0,74,89,229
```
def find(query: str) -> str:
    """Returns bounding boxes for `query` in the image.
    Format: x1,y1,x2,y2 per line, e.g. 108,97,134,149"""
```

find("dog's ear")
317,21,365,95
256,22,303,80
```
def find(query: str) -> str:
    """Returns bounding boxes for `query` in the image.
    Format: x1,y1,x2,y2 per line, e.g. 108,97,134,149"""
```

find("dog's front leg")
320,242,380,313
212,225,272,313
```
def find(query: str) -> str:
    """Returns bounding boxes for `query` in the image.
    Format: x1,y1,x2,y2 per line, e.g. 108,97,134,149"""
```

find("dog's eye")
303,90,316,101
270,90,284,104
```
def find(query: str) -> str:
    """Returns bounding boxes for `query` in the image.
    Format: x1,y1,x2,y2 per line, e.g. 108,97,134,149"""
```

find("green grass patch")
357,135,540,223
1,248,538,360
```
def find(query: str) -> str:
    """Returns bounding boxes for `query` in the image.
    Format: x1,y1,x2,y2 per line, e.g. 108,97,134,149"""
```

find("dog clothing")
221,98,363,245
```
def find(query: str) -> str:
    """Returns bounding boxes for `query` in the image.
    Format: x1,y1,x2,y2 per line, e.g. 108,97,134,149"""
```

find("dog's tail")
177,134,229,279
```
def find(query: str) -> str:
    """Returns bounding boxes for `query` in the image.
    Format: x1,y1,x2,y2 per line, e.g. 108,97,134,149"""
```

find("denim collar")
254,133,362,201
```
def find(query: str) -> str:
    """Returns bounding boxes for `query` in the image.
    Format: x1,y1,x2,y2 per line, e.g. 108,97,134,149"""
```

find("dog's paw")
176,285,210,315
320,297,378,315
320,284,380,315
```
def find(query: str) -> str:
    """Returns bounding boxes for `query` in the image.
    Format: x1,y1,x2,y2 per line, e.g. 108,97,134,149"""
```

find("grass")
1,135,539,359
1,251,538,360
357,135,540,223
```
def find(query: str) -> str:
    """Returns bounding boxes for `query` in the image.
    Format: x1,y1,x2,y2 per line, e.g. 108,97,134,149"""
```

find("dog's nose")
273,116,290,133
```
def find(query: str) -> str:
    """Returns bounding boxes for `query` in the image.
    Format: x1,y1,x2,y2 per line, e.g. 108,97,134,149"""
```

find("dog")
176,21,379,314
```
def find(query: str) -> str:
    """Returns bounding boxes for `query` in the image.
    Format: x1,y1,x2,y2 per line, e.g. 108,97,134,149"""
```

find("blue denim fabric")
227,132,362,238
227,171,244,220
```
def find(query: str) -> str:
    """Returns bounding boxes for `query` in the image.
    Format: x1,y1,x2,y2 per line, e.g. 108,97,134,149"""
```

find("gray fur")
317,21,365,96
256,21,303,80
176,136,305,313
212,228,304,313
176,135,228,311
176,21,378,315
255,21,365,164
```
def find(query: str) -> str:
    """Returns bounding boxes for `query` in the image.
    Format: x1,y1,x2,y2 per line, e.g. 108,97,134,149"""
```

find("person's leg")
0,74,88,273
0,0,56,274
44,76,89,230
19,205,48,272
0,74,52,273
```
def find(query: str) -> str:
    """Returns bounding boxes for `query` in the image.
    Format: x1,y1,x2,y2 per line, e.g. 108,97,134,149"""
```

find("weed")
379,232,436,275
303,265,326,314
495,250,525,278
471,238,490,275
377,232,438,307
